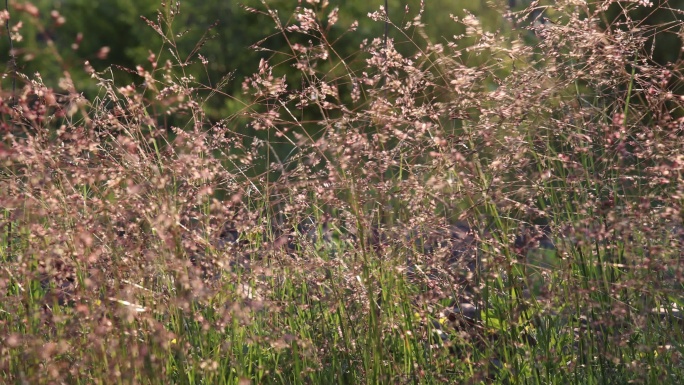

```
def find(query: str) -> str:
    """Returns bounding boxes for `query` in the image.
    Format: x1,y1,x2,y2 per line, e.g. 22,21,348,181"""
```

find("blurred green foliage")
1,0,519,118
2,1,682,115
3,0,681,180
1,0,681,165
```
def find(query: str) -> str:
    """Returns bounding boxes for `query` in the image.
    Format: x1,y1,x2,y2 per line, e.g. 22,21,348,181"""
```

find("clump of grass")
1,0,683,384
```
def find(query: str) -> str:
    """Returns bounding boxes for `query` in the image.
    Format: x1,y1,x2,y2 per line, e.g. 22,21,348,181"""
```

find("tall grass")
1,0,683,384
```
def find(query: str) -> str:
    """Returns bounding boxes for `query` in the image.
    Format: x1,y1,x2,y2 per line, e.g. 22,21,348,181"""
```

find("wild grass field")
1,0,684,384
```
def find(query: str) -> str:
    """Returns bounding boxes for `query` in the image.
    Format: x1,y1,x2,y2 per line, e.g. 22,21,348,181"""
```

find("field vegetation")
1,0,684,384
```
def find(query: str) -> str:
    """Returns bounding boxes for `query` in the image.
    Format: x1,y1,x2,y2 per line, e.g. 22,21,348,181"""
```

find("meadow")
1,1,684,384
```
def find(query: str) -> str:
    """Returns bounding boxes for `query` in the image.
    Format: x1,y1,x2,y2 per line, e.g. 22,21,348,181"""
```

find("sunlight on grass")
1,0,683,384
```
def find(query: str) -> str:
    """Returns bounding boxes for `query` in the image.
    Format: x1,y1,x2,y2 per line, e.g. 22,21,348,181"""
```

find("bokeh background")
1,0,682,166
